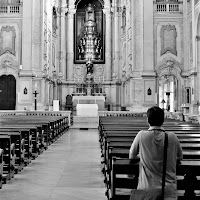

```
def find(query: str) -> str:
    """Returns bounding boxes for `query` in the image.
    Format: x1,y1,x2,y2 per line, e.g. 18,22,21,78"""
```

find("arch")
0,74,16,110
75,0,105,8
158,74,179,111
156,58,183,112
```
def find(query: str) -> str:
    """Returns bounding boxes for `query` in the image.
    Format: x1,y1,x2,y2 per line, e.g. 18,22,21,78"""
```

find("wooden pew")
99,116,200,200
0,115,69,145
0,125,40,159
0,132,25,173
0,134,15,183
0,128,32,165
0,148,3,189
109,158,200,200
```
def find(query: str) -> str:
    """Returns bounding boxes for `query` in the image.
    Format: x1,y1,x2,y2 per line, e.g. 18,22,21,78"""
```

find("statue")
78,4,102,61
86,59,93,75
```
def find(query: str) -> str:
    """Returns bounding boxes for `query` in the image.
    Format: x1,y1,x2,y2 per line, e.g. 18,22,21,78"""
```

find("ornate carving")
103,8,112,17
0,55,18,76
67,9,76,19
95,65,104,76
2,60,12,68
75,65,85,76
75,3,105,64
160,24,177,56
0,26,16,56
52,6,57,34
77,4,102,61
157,58,182,78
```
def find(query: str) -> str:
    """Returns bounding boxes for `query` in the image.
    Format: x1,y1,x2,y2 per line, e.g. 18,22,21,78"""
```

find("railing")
98,111,147,117
0,4,22,14
154,2,183,13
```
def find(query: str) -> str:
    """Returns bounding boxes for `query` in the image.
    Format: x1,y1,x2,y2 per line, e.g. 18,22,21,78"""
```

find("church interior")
0,0,200,199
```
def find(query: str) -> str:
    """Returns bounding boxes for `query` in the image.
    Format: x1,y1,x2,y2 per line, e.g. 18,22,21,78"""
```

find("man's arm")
174,134,183,161
129,132,140,159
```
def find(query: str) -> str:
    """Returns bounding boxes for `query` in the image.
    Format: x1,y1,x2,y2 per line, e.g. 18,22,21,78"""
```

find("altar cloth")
76,104,98,116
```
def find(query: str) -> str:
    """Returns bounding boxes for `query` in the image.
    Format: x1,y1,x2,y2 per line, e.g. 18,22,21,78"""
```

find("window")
186,87,191,104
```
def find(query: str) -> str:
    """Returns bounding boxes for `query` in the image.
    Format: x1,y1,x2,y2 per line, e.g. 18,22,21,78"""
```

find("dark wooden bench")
0,132,25,174
0,115,69,145
109,158,200,200
0,127,32,165
0,148,3,189
0,134,15,183
0,125,41,159
99,116,200,199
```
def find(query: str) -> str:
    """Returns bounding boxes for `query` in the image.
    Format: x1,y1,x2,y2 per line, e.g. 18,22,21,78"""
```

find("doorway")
158,75,178,112
0,75,16,110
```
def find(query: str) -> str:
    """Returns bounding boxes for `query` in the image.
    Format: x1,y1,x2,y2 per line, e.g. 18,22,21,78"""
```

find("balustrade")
0,4,22,14
154,1,182,13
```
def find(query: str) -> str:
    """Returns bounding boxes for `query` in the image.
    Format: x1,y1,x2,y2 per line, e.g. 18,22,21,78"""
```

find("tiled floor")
0,129,106,200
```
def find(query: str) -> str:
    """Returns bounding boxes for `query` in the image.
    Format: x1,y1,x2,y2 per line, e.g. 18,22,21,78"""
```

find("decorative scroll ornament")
0,26,16,56
160,24,177,56
2,60,12,68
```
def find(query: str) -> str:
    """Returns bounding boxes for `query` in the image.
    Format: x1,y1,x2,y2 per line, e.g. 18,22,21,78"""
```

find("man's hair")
147,106,164,126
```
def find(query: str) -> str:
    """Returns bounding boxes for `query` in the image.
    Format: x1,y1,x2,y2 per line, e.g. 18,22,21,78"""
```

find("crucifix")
33,90,39,110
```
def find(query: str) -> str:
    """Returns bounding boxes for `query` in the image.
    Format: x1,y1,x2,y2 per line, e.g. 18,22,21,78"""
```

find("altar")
72,96,105,111
76,104,98,116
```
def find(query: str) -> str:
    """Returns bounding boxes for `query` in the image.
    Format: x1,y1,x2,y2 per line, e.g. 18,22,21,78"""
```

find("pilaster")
113,1,120,80
143,0,154,73
66,8,76,81
22,0,33,71
60,4,68,80
103,7,112,81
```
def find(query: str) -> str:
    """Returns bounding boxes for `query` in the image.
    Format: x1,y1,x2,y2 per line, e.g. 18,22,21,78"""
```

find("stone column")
143,0,154,73
183,0,189,71
22,0,33,70
60,3,68,80
103,7,112,81
113,2,120,80
192,0,196,70
66,8,76,81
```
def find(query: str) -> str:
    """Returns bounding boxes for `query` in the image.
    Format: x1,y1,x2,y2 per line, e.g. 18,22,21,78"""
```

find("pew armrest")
0,149,3,157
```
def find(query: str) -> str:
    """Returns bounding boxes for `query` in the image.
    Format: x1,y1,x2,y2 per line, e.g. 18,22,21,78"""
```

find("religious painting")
74,0,105,64
160,24,177,56
0,26,16,56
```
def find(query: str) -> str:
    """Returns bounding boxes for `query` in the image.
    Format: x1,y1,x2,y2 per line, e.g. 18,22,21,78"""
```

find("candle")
35,82,37,91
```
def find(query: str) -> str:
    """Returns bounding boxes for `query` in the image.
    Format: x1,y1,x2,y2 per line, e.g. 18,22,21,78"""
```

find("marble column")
66,8,76,81
60,3,68,80
103,7,112,81
143,0,154,73
192,0,196,70
183,0,189,71
22,0,33,70
113,2,120,80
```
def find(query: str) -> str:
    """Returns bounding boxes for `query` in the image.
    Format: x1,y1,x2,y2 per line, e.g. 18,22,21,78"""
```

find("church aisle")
0,129,106,200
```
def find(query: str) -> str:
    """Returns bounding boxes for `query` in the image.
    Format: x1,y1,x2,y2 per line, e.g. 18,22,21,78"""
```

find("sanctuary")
0,0,199,115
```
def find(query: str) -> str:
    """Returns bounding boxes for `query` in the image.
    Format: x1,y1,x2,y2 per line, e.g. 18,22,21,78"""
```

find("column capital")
67,8,76,19
111,6,123,17
103,7,112,17
61,5,68,15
